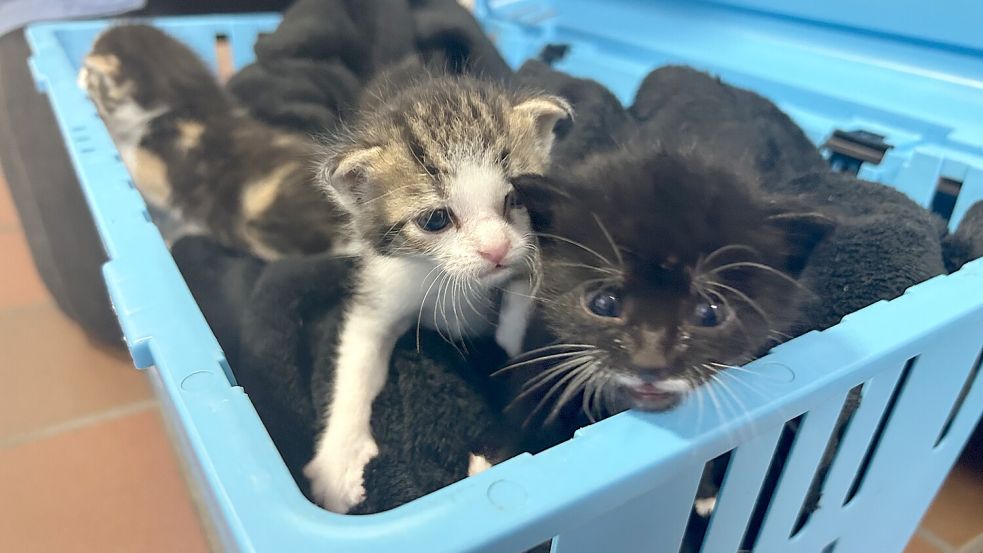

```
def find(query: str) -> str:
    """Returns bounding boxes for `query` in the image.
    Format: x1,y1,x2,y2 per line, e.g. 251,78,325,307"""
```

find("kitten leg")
495,278,534,357
304,301,409,513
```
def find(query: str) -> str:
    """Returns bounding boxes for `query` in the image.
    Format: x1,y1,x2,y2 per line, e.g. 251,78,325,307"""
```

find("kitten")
303,69,572,512
78,25,351,259
507,147,833,434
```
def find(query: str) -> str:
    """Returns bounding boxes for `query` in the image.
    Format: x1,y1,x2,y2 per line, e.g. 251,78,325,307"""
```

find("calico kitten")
303,68,571,513
507,147,833,432
78,25,350,258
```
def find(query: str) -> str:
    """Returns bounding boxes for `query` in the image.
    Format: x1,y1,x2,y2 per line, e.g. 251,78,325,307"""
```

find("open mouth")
626,382,682,411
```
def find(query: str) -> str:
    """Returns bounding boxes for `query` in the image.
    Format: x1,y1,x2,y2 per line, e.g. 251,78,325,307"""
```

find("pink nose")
479,241,510,266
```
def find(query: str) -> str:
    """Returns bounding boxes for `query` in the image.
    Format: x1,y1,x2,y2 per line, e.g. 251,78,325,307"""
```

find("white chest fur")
304,252,532,512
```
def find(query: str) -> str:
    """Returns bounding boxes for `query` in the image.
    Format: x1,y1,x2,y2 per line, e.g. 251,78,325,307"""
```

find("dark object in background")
537,43,570,65
0,30,122,344
0,0,295,346
823,129,893,176
227,0,512,136
943,200,983,273
631,66,830,186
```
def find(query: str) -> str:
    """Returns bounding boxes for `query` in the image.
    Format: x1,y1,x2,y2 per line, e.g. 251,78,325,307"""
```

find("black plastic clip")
824,129,892,175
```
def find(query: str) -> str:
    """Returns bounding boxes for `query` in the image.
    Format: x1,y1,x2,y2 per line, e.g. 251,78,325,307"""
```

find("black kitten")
507,147,833,431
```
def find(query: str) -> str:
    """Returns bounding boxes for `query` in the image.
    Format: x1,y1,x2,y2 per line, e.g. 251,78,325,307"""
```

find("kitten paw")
304,433,379,513
467,453,494,476
694,495,717,518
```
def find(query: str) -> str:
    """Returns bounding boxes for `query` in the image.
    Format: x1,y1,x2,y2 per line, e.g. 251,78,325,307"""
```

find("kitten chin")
505,147,834,433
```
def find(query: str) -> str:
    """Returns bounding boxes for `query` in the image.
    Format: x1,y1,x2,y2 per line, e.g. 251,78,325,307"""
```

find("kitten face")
323,76,571,284
513,149,832,417
79,25,227,134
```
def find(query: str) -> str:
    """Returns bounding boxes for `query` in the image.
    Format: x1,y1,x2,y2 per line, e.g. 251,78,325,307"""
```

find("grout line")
0,399,158,450
959,532,983,553
0,300,57,317
918,527,958,553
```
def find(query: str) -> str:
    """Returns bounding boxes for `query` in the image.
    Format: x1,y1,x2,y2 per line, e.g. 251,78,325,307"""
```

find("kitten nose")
479,240,510,266
631,329,670,369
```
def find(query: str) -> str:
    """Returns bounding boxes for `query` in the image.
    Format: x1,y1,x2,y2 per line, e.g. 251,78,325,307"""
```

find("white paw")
304,433,379,513
467,453,494,476
695,495,717,518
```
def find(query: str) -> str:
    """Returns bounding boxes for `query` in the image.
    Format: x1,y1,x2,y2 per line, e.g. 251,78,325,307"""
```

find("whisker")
513,358,591,407
417,267,446,351
534,232,614,267
551,261,621,275
547,363,597,423
508,343,597,362
715,368,770,402
514,356,589,395
591,213,624,268
700,244,760,269
704,280,773,326
493,350,598,375
707,261,806,291
525,362,592,425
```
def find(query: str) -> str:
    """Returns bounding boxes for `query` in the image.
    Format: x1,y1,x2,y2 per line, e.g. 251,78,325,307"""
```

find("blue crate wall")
26,7,983,553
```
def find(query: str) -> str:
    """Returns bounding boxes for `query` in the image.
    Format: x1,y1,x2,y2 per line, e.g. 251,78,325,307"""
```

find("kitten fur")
304,63,571,513
507,147,833,440
78,24,350,259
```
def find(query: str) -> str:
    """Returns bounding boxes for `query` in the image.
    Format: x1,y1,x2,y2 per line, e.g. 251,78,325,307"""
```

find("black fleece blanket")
227,0,510,135
170,0,982,515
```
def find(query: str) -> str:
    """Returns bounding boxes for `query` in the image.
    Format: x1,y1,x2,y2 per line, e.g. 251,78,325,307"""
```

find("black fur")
508,148,833,446
943,200,983,273
227,0,511,136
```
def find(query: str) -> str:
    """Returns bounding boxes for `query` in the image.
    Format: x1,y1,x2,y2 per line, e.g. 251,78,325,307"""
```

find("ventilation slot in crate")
935,346,983,447
791,385,864,536
844,357,918,505
740,416,803,551
930,176,964,222
678,450,733,552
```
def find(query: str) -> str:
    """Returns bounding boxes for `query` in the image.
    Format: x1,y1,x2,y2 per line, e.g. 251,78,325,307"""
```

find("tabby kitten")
508,147,833,430
304,69,571,513
78,24,350,258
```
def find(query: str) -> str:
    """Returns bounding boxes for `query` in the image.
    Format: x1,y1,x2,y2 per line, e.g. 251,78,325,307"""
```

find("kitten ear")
512,95,573,158
511,173,568,231
322,146,383,210
766,207,836,276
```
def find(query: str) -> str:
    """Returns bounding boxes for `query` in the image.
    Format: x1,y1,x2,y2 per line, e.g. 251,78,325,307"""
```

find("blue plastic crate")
25,2,983,551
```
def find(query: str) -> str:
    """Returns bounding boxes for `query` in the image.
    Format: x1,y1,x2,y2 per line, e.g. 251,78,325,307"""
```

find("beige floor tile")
905,533,945,553
0,409,209,553
0,230,51,309
0,304,152,442
0,170,18,230
922,463,983,548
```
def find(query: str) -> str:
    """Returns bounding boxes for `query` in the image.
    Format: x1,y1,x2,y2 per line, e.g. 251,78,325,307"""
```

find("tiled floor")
0,169,209,551
0,167,982,552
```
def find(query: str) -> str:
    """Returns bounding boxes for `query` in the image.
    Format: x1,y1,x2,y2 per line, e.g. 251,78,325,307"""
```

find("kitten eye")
585,286,623,318
503,191,522,213
693,295,728,327
415,208,453,233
